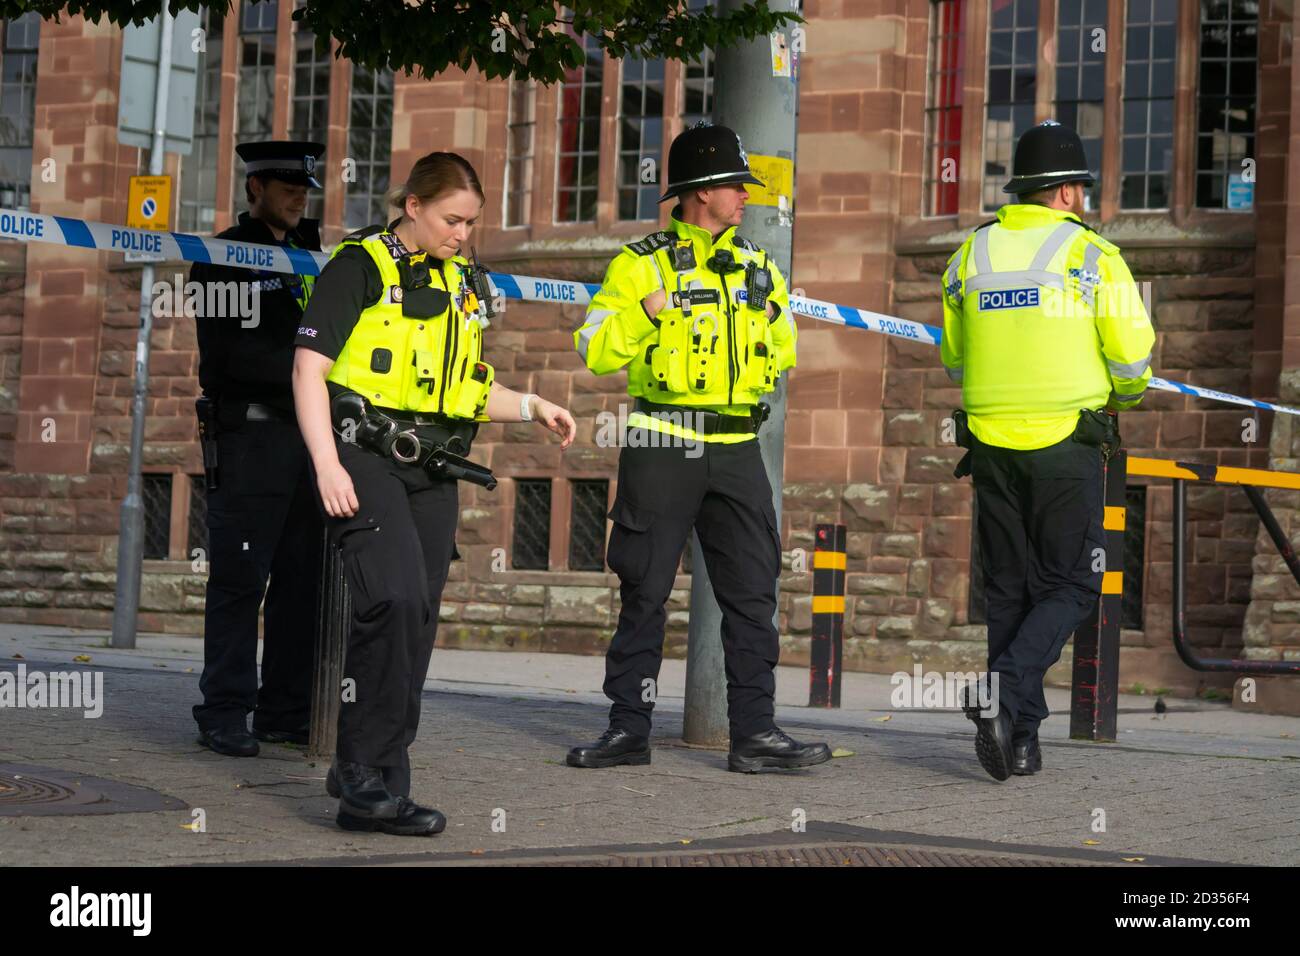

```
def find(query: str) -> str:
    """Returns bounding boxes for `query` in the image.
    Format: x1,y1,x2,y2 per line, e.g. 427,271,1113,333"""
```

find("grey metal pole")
111,9,173,649
683,1,800,746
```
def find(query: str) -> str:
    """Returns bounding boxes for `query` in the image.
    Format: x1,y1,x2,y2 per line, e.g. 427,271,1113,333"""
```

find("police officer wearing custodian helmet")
941,121,1155,780
293,152,577,835
568,123,831,773
192,140,326,757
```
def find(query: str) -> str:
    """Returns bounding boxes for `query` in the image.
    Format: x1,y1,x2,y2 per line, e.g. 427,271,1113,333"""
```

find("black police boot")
197,725,259,757
965,706,1014,782
337,797,447,837
1013,735,1042,776
728,727,832,773
331,761,399,819
252,723,310,745
566,727,651,768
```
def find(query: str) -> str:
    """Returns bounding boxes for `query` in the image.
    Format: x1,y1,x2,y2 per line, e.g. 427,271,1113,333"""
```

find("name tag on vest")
979,288,1039,310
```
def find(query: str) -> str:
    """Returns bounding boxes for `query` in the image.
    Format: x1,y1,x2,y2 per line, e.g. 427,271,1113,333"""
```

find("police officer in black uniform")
191,140,326,757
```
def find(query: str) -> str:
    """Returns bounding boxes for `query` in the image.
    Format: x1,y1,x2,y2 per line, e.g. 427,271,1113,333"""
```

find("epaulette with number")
339,224,385,249
625,231,676,256
732,234,761,252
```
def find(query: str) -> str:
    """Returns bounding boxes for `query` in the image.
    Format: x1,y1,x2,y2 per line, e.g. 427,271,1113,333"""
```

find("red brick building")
2,1,1298,711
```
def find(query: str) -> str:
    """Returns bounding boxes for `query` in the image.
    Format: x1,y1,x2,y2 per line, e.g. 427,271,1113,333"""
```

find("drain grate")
506,843,1119,867
0,764,186,817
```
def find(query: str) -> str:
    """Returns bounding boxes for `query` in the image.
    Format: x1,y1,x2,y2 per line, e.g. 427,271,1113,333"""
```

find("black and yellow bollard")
809,523,847,708
1069,450,1126,742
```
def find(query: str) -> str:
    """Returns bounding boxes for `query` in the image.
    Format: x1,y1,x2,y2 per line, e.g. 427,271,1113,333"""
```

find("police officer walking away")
568,123,831,773
191,141,326,756
941,121,1155,780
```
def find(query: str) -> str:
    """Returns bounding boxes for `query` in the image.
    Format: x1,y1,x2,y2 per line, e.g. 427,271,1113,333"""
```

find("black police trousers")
194,418,323,733
326,438,458,799
604,434,784,740
971,435,1104,740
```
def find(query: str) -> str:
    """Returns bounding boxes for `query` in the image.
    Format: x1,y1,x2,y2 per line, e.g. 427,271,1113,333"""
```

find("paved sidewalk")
1,625,1297,866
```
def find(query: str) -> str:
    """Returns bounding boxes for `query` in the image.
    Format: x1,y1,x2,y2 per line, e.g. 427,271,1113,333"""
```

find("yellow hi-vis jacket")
326,226,494,419
940,204,1156,450
574,209,796,443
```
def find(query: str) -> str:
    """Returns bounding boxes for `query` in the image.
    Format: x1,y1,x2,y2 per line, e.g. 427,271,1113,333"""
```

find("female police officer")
293,152,576,836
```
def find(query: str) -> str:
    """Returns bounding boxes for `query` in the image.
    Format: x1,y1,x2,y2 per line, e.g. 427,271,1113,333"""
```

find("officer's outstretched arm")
768,259,797,373
1095,253,1155,411
574,252,659,375
939,247,966,384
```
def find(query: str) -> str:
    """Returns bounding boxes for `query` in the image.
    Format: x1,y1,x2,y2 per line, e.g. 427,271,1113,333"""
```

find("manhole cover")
0,764,186,817
499,843,1120,867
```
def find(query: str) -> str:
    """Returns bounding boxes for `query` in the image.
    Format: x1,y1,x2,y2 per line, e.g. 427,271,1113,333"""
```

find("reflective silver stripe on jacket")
576,309,614,362
1107,354,1151,379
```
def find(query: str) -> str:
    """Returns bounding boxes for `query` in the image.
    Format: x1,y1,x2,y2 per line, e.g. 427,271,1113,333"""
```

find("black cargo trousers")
194,415,322,734
970,434,1105,741
319,436,459,799
603,431,785,740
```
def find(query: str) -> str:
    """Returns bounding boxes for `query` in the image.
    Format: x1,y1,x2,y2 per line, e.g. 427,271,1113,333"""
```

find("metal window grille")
1121,0,1178,209
512,479,552,570
982,0,1038,210
923,0,964,217
178,6,225,232
618,57,665,221
188,475,209,558
569,480,609,571
0,12,41,211
143,474,174,561
1195,0,1257,210
680,0,716,128
344,65,394,230
1121,486,1146,630
1053,0,1106,212
233,0,278,217
505,78,536,228
555,30,603,223
290,1,331,221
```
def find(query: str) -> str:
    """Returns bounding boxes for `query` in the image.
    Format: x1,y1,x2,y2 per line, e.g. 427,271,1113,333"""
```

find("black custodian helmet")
658,122,764,203
1003,120,1095,195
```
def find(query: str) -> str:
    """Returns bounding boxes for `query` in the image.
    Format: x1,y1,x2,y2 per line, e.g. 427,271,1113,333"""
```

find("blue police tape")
3,207,1295,417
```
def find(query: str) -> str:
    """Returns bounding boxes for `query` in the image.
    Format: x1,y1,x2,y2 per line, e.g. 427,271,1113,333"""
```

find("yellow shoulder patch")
1080,227,1120,256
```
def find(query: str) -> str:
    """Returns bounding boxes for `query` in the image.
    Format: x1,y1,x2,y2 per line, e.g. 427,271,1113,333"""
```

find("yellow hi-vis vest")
574,211,796,443
326,227,494,419
939,204,1155,451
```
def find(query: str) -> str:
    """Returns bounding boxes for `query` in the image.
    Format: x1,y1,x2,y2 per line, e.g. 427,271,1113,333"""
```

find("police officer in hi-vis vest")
192,140,326,757
293,152,576,835
941,121,1155,780
567,123,831,773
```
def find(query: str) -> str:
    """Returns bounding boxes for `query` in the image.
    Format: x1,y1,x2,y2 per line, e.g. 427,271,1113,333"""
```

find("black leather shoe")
566,728,651,768
337,797,447,836
197,726,259,757
333,761,399,819
1013,736,1042,775
253,724,309,745
728,728,832,773
965,706,1014,782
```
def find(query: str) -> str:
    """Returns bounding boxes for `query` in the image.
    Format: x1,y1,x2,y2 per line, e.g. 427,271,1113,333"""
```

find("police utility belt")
633,397,770,436
951,408,1122,478
330,389,497,490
